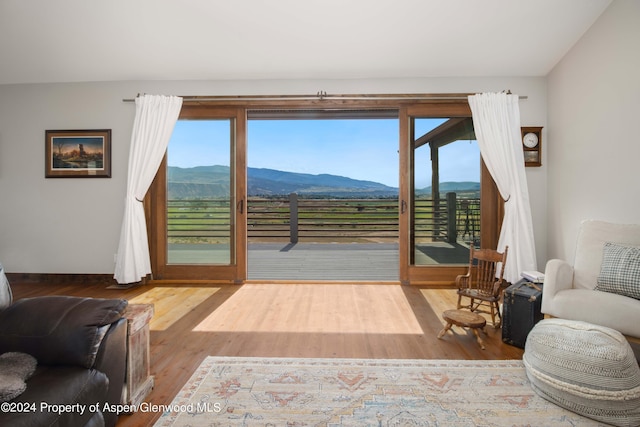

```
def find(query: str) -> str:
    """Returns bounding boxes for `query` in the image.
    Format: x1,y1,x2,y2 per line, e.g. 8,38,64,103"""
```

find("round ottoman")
523,319,640,426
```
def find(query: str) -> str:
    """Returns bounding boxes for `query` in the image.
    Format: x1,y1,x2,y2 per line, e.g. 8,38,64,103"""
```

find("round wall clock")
523,132,539,148
521,127,543,167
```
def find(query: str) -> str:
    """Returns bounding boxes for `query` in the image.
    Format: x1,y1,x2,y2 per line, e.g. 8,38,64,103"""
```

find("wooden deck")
168,242,470,281
248,243,400,281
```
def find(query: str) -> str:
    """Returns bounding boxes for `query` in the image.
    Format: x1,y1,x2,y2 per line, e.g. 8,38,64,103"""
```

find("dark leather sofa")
0,296,128,427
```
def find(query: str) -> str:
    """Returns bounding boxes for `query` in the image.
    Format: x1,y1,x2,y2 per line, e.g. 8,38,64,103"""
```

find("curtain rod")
122,91,528,103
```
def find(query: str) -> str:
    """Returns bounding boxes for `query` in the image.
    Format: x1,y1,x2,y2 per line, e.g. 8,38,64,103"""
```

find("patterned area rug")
154,357,604,426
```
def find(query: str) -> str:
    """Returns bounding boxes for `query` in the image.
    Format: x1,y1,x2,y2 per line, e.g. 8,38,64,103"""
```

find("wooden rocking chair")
456,244,508,328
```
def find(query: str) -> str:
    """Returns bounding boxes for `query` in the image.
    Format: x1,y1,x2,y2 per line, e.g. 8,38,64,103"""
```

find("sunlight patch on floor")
419,289,458,318
193,283,424,334
129,287,220,331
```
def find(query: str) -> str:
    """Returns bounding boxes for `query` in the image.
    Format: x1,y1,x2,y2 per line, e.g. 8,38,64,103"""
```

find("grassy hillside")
168,165,479,199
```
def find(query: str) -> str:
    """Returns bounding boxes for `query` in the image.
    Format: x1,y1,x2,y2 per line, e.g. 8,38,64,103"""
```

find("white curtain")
114,94,183,284
468,92,537,283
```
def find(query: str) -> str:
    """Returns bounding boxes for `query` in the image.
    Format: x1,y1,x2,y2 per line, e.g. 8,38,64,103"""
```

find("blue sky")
168,119,480,188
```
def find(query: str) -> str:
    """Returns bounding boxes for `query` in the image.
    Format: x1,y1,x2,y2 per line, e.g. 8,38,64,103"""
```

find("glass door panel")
167,119,234,265
411,117,479,266
149,105,246,282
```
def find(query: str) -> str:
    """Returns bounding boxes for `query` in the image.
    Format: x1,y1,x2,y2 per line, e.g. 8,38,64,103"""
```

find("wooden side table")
122,303,155,406
437,309,487,350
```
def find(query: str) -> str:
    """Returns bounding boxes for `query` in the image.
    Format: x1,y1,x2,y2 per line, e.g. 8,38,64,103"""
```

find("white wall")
0,77,547,274
546,0,640,263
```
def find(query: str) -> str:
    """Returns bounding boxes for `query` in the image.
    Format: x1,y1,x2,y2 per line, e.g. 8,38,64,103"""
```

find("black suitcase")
502,279,543,348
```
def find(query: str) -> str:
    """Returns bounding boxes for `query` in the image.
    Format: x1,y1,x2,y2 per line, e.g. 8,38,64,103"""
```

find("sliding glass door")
398,104,501,284
148,106,246,282
146,97,500,285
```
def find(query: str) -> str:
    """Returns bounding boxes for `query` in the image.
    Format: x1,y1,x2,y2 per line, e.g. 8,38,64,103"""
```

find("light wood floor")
11,280,523,427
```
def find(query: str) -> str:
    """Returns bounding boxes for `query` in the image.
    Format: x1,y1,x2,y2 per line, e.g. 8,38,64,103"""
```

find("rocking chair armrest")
456,274,471,289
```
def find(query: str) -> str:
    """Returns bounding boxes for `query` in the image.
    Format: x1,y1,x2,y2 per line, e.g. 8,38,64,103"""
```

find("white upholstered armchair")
541,220,640,339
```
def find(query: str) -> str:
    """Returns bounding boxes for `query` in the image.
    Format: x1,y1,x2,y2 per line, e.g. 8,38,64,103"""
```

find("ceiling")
0,0,611,85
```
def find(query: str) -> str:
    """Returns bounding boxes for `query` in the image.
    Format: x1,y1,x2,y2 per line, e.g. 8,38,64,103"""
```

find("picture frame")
45,129,111,178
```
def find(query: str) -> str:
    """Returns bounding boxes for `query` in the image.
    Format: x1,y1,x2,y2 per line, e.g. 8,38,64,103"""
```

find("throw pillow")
595,242,640,300
0,263,12,309
0,352,37,402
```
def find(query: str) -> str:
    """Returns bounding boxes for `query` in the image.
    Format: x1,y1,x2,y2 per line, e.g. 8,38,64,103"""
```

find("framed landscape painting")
45,129,111,178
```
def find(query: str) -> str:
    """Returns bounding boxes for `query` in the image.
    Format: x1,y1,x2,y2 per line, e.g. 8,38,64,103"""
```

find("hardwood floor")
10,279,523,427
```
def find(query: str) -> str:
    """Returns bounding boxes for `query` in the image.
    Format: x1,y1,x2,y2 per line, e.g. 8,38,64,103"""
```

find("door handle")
237,199,244,214
401,200,407,214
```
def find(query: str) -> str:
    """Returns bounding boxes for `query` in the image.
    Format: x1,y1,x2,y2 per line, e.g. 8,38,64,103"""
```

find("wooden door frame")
146,96,501,285
147,106,247,283
398,104,503,285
